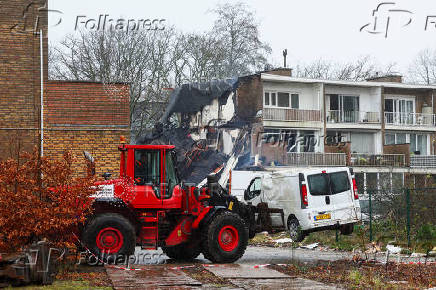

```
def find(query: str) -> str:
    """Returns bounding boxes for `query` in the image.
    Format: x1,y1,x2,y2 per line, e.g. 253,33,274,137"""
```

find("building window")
291,94,299,109
264,91,299,109
271,92,276,106
385,133,428,155
385,134,395,145
277,92,289,107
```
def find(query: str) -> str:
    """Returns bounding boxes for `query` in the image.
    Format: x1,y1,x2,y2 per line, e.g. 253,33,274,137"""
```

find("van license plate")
314,213,331,221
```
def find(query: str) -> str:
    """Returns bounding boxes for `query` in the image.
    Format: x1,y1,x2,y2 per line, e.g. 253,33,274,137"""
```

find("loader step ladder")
139,211,164,250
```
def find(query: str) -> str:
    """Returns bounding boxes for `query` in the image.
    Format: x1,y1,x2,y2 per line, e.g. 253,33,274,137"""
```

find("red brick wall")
45,81,130,126
236,75,263,121
44,81,130,176
383,144,410,166
0,0,48,159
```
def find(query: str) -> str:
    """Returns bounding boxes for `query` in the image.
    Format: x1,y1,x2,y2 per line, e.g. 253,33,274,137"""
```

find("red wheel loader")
79,139,263,263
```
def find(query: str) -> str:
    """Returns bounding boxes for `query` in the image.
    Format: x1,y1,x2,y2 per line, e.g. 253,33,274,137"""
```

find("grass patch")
8,280,112,290
303,229,359,252
271,260,436,289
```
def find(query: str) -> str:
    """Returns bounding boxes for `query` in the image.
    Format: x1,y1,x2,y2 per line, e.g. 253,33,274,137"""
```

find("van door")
244,177,262,206
306,172,335,224
329,170,358,222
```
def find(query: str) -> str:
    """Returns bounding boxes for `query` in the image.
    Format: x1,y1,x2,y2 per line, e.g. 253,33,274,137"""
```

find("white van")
244,167,361,241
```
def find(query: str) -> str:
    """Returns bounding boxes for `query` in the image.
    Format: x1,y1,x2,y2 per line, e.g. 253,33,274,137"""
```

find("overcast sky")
49,0,436,75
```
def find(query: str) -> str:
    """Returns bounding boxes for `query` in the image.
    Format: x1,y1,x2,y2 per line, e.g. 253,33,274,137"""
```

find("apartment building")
164,69,436,189
255,73,436,189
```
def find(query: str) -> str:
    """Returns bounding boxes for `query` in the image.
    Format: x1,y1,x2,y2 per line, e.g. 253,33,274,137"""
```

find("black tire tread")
202,211,248,263
162,243,201,261
82,213,136,256
288,217,305,242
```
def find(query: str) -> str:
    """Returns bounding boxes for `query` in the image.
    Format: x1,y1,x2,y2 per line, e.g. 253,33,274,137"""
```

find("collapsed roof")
160,78,238,122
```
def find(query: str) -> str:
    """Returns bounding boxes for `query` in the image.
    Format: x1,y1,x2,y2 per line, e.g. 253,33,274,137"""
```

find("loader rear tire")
82,213,135,260
202,211,248,263
162,243,201,261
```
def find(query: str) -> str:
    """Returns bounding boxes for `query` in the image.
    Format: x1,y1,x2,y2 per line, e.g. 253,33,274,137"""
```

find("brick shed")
44,80,130,177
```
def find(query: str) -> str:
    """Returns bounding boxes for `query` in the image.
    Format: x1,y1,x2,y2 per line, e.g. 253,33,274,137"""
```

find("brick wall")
236,75,263,121
0,0,48,159
44,129,126,177
383,143,410,166
44,81,130,177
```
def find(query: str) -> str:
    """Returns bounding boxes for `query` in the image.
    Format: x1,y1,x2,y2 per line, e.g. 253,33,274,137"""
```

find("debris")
300,243,319,250
386,244,402,254
275,238,294,244
411,252,426,257
0,241,58,287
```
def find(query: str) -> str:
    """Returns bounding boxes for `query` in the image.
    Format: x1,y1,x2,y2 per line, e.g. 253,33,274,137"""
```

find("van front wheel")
287,218,304,242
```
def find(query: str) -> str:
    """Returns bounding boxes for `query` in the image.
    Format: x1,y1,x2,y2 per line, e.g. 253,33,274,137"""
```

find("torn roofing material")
160,78,238,122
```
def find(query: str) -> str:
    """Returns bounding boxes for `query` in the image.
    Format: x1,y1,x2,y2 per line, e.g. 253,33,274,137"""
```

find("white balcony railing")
384,112,435,127
285,152,346,166
410,155,436,168
327,110,380,123
263,107,321,122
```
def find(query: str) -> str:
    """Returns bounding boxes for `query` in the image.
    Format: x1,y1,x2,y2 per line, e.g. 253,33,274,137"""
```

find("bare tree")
211,2,271,77
408,49,436,84
50,28,182,137
295,56,396,81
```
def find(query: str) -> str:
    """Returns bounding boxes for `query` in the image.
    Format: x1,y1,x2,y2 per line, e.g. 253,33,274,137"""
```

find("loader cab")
118,144,182,209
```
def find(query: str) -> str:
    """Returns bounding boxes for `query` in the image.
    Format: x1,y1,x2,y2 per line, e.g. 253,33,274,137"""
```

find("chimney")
366,74,403,83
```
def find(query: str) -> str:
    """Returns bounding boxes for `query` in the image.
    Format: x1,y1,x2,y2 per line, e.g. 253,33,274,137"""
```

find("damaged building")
139,69,292,190
143,67,436,195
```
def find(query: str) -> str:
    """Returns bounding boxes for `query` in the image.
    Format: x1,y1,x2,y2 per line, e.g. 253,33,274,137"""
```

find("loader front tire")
82,213,135,260
202,211,248,263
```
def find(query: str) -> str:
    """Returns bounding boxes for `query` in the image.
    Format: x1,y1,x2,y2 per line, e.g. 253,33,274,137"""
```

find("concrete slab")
206,264,289,279
106,265,202,289
229,277,340,289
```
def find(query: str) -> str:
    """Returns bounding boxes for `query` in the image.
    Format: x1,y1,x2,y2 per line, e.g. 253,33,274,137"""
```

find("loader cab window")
134,150,160,186
165,150,179,194
245,177,261,200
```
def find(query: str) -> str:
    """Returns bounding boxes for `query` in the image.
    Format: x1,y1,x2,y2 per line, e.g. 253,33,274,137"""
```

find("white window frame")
263,90,299,109
384,95,416,114
384,132,429,155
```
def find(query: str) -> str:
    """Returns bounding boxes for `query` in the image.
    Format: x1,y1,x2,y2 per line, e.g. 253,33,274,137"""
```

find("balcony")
410,155,436,168
384,112,435,127
351,154,405,167
327,110,380,123
285,152,346,166
263,108,321,122
279,153,413,167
